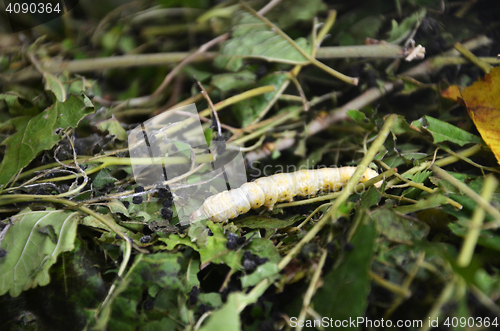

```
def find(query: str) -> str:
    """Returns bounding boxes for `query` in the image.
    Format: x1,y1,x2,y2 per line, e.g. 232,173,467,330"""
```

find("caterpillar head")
360,168,382,188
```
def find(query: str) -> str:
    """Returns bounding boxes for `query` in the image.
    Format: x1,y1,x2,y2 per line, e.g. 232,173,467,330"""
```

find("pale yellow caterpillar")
190,166,380,223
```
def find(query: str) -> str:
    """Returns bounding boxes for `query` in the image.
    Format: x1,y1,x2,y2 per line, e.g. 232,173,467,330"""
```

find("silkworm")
190,166,380,223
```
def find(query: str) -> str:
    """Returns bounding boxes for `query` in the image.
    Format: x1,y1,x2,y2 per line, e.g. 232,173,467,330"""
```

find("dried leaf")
441,66,500,164
459,67,500,165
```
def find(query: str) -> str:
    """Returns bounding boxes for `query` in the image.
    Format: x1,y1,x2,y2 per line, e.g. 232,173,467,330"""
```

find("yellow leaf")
441,66,500,165
440,84,462,101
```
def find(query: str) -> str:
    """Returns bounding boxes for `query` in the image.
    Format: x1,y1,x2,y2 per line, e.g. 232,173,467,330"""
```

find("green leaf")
160,234,198,251
443,177,500,224
215,11,310,72
387,9,426,44
0,94,94,186
267,0,327,29
211,70,256,92
96,115,128,141
106,253,184,330
0,92,41,117
397,77,435,96
80,214,113,232
161,226,279,273
393,194,448,214
199,293,242,331
233,215,298,229
312,211,377,328
337,16,384,45
43,73,67,102
172,140,193,159
197,221,241,269
372,208,429,242
402,170,432,199
0,116,30,134
246,237,280,264
411,115,483,146
231,73,288,126
382,152,427,168
358,186,382,210
106,200,130,217
93,168,118,189
347,109,367,122
198,292,223,309
390,115,413,135
126,197,165,223
241,261,279,288
0,208,80,297
296,142,336,168
0,237,107,330
181,64,212,82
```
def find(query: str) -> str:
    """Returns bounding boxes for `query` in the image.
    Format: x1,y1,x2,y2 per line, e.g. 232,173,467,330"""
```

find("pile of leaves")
1,0,500,330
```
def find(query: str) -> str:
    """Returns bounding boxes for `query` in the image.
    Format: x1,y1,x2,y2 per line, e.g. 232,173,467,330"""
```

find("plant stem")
316,44,407,58
370,271,412,298
39,52,217,73
29,43,454,74
454,42,493,74
457,174,498,267
141,22,210,37
420,277,456,331
94,253,143,328
233,107,302,145
402,35,493,78
431,56,500,67
199,85,276,118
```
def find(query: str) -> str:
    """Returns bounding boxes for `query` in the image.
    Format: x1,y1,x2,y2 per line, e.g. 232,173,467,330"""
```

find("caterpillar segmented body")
190,167,380,223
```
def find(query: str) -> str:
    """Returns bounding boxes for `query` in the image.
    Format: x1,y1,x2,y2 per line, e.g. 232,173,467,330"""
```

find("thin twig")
370,271,412,298
454,42,493,74
196,79,222,137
